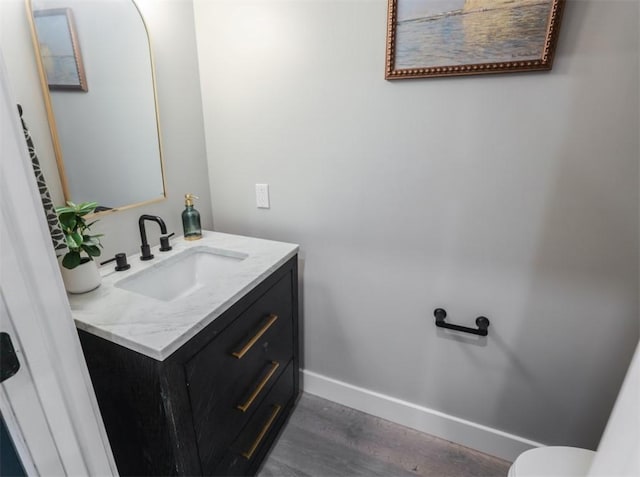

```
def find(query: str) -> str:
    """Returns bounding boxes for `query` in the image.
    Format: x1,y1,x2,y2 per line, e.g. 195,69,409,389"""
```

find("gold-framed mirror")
26,0,166,215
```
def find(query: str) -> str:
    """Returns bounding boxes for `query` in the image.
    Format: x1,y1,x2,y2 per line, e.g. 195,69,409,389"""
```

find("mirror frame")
25,0,167,217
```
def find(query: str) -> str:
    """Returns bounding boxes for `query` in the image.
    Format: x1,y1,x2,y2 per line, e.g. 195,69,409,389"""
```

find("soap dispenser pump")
182,193,202,240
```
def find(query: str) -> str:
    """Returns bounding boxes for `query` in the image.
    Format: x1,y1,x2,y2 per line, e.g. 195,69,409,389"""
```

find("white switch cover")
255,183,270,208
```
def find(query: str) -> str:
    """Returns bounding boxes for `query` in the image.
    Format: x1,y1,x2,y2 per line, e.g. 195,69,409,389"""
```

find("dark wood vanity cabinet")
78,256,299,476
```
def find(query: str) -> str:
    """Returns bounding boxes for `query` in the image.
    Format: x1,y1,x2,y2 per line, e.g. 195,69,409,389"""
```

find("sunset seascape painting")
386,0,565,79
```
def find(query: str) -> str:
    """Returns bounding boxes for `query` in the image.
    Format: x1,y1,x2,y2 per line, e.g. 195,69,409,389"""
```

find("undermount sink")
115,246,248,301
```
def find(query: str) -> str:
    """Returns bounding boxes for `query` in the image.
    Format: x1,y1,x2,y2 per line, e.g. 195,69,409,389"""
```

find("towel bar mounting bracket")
434,308,490,336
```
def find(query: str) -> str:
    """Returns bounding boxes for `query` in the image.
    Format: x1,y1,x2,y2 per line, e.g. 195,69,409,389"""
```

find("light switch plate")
256,183,270,208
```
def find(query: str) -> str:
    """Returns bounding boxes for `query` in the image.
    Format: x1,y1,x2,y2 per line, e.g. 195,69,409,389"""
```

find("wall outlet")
255,183,270,208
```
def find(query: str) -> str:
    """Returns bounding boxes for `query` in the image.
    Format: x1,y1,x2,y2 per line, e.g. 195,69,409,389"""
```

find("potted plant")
55,201,104,293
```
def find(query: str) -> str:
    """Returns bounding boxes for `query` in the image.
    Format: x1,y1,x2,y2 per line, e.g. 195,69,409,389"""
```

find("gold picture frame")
33,8,88,91
385,0,565,80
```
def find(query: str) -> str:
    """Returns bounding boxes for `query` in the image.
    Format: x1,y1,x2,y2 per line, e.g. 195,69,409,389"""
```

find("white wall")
194,0,639,451
587,342,639,476
1,0,212,259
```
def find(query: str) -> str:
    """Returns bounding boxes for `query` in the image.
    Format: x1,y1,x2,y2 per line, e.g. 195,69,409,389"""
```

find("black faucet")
139,215,167,261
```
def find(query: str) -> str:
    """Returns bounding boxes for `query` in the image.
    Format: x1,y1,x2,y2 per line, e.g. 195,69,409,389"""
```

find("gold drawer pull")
231,314,278,359
241,404,282,460
237,361,280,412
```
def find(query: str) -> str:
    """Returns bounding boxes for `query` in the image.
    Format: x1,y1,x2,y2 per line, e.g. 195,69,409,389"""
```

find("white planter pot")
58,257,101,294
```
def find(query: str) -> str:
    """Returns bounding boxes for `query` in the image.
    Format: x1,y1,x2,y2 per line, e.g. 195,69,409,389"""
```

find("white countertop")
68,231,298,361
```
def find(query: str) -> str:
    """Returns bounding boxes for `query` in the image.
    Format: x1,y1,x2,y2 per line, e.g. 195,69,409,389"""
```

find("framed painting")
385,0,565,79
33,8,88,91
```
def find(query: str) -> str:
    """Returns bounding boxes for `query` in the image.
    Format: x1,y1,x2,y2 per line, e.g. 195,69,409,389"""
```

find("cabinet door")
185,273,294,473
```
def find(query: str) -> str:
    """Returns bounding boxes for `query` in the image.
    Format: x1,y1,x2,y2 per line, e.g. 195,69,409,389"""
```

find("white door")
0,52,118,476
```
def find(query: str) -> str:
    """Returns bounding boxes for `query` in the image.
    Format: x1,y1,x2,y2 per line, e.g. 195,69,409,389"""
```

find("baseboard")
301,369,544,462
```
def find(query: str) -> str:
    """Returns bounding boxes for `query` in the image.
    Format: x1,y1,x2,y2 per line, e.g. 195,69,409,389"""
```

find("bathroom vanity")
68,232,299,476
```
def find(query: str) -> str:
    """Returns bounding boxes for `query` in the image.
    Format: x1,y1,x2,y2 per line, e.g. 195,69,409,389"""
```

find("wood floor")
258,394,511,477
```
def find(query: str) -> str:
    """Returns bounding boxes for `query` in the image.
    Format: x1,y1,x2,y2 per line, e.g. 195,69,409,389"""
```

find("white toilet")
508,342,639,477
508,446,595,476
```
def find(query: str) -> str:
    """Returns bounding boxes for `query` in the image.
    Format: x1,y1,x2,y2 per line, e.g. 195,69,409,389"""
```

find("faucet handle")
159,232,175,252
115,253,131,271
100,253,131,271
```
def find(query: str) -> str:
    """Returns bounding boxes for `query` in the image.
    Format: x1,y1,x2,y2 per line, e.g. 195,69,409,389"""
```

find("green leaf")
66,232,84,250
55,200,104,255
62,251,82,269
55,205,75,215
58,212,77,230
65,234,79,249
82,245,101,257
84,238,102,247
86,233,104,240
76,202,98,216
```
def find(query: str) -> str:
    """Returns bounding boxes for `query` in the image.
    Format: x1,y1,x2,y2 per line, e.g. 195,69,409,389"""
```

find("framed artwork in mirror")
33,8,88,91
385,0,565,79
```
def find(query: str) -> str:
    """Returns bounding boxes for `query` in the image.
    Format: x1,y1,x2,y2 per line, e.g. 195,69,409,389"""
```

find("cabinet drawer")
185,273,293,473
215,360,295,476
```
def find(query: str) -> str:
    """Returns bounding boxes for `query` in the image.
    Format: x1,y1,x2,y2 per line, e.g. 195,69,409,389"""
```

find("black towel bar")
434,308,490,336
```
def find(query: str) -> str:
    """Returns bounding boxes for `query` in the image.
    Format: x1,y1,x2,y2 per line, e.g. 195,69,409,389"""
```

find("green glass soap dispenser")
182,193,202,240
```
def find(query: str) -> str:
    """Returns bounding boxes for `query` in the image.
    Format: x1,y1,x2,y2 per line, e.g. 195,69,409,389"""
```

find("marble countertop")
68,231,298,361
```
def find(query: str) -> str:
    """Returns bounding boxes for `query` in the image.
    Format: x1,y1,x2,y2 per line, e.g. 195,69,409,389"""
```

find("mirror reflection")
28,0,166,212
